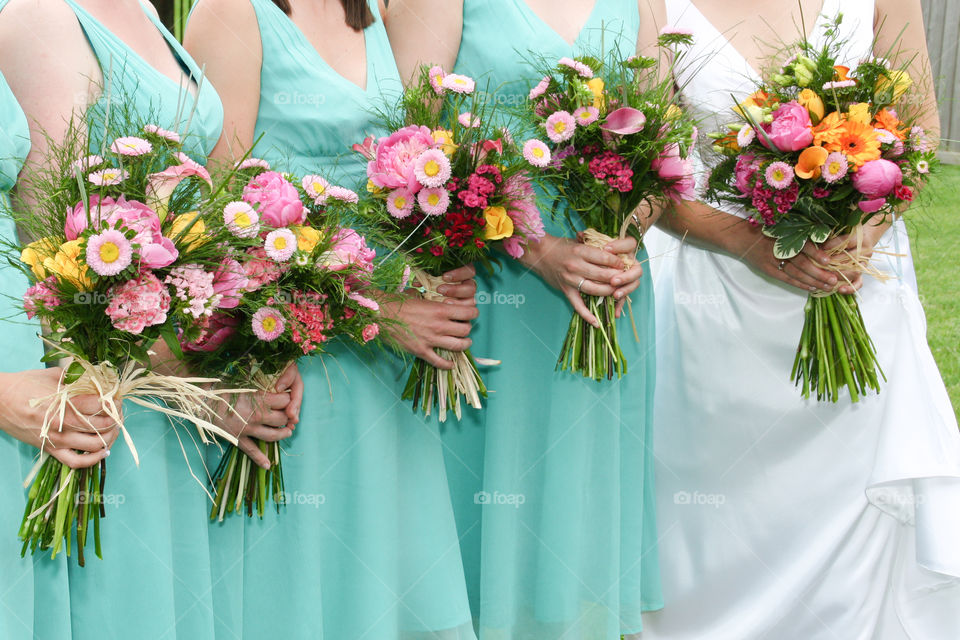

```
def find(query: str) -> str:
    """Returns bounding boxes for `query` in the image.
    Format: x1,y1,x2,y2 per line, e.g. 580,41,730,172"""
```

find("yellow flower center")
273,236,288,250
553,121,567,134
104,171,119,181
454,78,466,85
394,196,407,208
828,161,842,174
433,74,443,86
423,160,440,177
532,147,545,158
261,316,277,333
312,181,326,194
99,241,120,263
427,193,441,206
772,169,785,181
234,212,252,228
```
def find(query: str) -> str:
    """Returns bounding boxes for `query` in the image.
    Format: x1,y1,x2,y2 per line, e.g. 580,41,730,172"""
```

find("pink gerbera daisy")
417,187,450,216
545,111,576,143
387,189,415,219
88,168,129,186
822,152,849,183
573,106,599,125
86,229,133,276
302,174,330,204
252,307,285,341
110,136,153,156
265,228,297,262
522,139,551,167
223,201,260,238
528,76,551,100
441,74,476,94
326,185,359,203
764,162,794,189
143,124,182,143
414,149,452,188
558,57,593,78
428,65,447,95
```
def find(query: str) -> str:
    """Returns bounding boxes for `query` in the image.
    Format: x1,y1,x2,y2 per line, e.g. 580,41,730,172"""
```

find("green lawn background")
908,163,960,418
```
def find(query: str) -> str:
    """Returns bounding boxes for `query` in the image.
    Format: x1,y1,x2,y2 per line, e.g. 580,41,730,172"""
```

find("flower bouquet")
183,159,385,520
356,64,544,421
705,17,937,402
9,120,242,564
518,31,698,381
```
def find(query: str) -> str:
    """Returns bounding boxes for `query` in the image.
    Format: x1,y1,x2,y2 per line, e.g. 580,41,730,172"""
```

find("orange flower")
813,111,846,148
795,145,830,179
830,120,882,168
833,65,851,82
873,108,908,140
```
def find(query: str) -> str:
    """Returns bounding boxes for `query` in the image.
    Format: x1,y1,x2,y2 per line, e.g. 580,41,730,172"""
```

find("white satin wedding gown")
642,1,960,638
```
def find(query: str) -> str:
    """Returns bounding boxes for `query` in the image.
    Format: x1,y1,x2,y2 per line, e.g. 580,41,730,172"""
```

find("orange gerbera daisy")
831,120,882,168
873,108,908,140
813,111,847,148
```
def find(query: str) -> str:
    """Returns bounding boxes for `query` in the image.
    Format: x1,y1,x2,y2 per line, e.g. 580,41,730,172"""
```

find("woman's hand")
381,265,479,369
215,362,303,470
522,234,643,325
0,368,120,469
817,220,891,292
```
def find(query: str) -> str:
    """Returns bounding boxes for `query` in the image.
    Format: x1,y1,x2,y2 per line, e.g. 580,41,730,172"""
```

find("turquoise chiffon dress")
441,0,663,636
0,1,225,637
204,1,475,638
0,71,72,640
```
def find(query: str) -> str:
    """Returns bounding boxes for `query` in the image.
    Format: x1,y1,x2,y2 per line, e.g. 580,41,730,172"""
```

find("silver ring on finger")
577,277,585,293
778,260,787,271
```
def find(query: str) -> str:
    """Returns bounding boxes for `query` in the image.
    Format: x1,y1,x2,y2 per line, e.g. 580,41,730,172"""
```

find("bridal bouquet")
184,160,384,520
519,31,697,381
705,17,937,402
356,64,544,421
10,120,240,564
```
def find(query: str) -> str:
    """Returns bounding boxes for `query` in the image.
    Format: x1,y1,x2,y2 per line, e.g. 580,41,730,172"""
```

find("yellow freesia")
586,78,605,110
293,225,321,253
797,89,825,123
483,206,514,241
847,102,872,125
43,239,90,289
170,212,209,251
20,237,57,279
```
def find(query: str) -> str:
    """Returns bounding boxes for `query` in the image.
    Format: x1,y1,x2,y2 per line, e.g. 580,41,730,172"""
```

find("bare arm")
184,0,263,163
386,0,463,84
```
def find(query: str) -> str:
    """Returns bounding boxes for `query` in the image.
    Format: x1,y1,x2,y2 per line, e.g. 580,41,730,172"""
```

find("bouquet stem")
402,349,487,422
557,293,626,381
791,293,885,402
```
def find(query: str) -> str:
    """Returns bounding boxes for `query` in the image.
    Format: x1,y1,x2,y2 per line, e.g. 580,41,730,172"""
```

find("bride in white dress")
642,0,960,637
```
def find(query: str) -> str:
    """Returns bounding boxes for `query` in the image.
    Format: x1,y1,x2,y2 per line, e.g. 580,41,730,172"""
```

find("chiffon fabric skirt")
642,221,960,639
442,243,662,638
208,340,476,640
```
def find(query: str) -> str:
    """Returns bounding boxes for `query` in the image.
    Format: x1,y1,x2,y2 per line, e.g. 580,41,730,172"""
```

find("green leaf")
159,322,184,361
810,224,832,243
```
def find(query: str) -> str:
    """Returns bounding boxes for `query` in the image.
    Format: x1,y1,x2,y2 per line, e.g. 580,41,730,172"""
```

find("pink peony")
242,171,306,228
367,125,437,193
858,198,888,213
182,313,239,353
652,144,696,201
318,228,376,273
734,153,762,196
852,158,903,198
212,258,248,309
104,272,171,334
760,101,814,152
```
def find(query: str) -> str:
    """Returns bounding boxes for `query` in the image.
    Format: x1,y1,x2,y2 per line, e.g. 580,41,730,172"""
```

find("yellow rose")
366,179,380,194
432,129,457,156
43,239,90,289
847,102,872,125
170,212,209,251
586,77,605,110
293,225,321,253
876,69,912,101
797,89,825,124
20,237,57,279
483,206,514,241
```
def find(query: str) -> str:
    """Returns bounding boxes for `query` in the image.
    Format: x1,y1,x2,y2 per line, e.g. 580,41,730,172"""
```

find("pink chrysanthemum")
143,124,181,143
764,162,794,189
387,189,415,219
86,229,133,276
104,272,171,334
822,80,856,90
737,124,756,148
252,307,285,341
545,111,576,143
522,139,551,167
659,26,693,36
235,157,271,171
916,160,930,174
110,136,153,156
441,73,475,94
558,57,593,78
428,65,447,95
165,264,221,319
417,187,450,216
874,128,898,144
24,277,61,320
573,106,599,125
302,174,330,204
223,201,261,238
88,168,129,186
71,155,104,174
458,111,481,128
414,149,452,188
822,152,849,183
326,185,359,203
528,76,551,100
264,228,297,262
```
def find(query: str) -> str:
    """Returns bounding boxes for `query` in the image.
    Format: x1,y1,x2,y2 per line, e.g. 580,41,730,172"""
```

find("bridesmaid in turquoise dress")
0,1,229,637
388,0,664,636
186,1,476,637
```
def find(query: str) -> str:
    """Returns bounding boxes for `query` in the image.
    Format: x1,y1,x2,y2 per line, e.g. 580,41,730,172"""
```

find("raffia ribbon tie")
812,225,902,298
